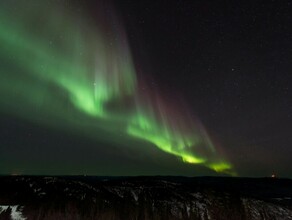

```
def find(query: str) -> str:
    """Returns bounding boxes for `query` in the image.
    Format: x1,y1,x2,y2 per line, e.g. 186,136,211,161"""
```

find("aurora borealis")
0,0,232,175
1,0,291,177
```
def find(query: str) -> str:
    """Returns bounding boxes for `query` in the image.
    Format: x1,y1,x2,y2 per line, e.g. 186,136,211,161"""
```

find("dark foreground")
0,176,291,220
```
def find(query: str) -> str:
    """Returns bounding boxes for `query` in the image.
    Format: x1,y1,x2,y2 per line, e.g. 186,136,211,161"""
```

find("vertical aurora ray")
0,1,234,174
127,89,233,173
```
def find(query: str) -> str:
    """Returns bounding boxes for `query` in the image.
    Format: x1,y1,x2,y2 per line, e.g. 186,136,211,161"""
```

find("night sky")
0,0,291,177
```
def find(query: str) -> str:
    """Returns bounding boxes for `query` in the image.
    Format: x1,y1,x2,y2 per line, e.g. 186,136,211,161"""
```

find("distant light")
271,174,276,178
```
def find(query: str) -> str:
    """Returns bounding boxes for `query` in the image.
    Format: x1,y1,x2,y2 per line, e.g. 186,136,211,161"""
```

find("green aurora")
0,1,234,175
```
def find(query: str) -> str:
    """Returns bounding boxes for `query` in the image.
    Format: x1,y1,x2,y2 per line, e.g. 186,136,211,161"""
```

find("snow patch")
131,190,138,202
0,205,26,220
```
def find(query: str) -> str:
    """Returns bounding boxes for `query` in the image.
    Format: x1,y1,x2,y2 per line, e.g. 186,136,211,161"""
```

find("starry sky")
0,0,291,177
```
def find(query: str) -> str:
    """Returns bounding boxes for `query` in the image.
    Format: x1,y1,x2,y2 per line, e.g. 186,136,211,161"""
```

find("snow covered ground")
0,205,26,220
